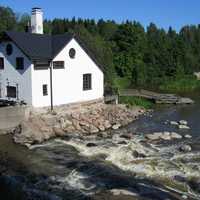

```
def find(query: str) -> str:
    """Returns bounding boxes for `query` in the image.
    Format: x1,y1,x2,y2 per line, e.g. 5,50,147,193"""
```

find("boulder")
104,120,112,129
120,133,132,140
13,122,53,145
71,113,80,120
178,98,194,104
86,143,98,147
146,133,161,140
179,145,192,153
170,132,182,139
160,132,171,140
89,125,99,133
79,120,90,127
112,123,121,130
117,141,127,145
42,115,57,126
59,117,72,129
179,120,188,125
132,150,146,158
53,126,66,137
170,121,179,126
184,134,192,139
178,125,190,129
163,131,170,136
63,125,76,133
98,125,105,132
72,119,82,131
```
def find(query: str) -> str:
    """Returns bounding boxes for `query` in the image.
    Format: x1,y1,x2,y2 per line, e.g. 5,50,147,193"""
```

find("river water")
0,93,200,200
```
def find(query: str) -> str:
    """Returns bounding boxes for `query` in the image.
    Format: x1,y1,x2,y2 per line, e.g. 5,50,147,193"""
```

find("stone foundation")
12,103,145,146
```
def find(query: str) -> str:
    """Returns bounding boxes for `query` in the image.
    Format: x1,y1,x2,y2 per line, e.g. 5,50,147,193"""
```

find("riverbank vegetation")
159,75,200,93
119,96,153,109
1,6,200,93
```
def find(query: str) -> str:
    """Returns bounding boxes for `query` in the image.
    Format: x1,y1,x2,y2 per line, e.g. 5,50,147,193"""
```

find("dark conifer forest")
1,6,200,92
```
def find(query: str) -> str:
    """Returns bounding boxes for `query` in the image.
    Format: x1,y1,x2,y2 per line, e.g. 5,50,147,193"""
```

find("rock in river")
146,133,162,140
179,145,192,153
184,134,192,139
160,132,171,140
178,124,190,129
86,143,98,147
170,132,182,139
179,120,188,125
170,121,179,126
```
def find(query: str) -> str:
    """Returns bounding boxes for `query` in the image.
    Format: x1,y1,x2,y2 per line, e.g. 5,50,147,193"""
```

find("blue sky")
0,0,200,31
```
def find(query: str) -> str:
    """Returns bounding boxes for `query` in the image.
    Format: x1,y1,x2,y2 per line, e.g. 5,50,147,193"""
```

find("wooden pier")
118,89,194,104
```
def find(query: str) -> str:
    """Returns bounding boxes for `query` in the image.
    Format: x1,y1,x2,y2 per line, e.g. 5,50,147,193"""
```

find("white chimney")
31,7,43,34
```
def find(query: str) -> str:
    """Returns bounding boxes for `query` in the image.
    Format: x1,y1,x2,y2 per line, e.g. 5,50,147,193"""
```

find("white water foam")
51,169,96,195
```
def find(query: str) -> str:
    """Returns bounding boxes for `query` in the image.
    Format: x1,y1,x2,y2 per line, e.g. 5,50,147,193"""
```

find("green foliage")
159,76,200,92
119,96,153,109
114,76,132,90
0,6,17,36
1,5,200,93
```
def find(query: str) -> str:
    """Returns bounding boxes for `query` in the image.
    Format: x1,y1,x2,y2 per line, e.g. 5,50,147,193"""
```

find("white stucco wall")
31,66,50,107
0,42,32,104
31,38,104,107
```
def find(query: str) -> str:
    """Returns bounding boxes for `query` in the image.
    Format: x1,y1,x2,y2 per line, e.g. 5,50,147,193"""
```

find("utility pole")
50,61,53,111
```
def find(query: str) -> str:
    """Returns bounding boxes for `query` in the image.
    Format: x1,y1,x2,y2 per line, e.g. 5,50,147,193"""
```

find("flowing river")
0,93,200,200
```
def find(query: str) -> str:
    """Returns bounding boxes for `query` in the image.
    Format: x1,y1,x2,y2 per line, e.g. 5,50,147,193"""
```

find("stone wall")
12,103,145,146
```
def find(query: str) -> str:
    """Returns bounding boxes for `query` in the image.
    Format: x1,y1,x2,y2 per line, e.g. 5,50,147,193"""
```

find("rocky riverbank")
9,103,145,146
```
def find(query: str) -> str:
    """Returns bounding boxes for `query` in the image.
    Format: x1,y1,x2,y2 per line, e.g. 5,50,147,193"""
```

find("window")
0,57,4,70
7,86,16,98
0,83,2,98
43,84,48,96
16,57,24,70
53,61,65,69
69,48,76,59
6,44,13,56
83,74,92,91
34,61,50,70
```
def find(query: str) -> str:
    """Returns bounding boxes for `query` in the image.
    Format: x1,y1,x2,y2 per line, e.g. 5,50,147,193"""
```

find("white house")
0,8,104,108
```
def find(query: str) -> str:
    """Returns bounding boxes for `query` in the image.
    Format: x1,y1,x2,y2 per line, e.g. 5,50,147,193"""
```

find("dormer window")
6,44,13,56
16,57,24,70
0,57,4,70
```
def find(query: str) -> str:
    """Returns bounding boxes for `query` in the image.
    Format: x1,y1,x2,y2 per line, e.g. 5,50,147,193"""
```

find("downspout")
50,61,53,111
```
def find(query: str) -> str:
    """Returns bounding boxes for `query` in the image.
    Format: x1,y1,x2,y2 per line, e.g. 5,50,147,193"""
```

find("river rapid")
0,93,200,200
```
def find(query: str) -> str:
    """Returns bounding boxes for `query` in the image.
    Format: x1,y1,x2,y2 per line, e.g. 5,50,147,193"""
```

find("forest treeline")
1,6,200,92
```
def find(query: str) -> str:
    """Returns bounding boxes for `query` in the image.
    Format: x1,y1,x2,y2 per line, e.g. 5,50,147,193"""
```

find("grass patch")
114,77,132,90
159,76,200,93
119,96,154,109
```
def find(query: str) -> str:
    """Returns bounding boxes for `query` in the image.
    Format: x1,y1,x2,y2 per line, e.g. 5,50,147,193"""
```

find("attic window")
16,57,24,70
53,61,65,69
6,44,13,56
34,61,50,70
0,57,4,70
69,48,76,59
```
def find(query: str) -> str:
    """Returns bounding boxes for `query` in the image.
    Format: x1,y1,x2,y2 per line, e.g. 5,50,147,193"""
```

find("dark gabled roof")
4,31,73,60
2,31,103,71
51,34,73,58
5,31,52,60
